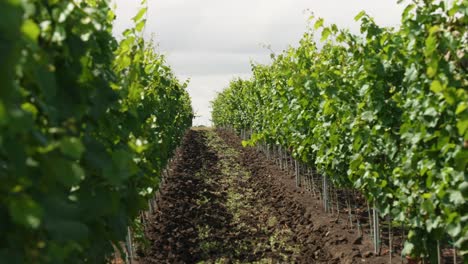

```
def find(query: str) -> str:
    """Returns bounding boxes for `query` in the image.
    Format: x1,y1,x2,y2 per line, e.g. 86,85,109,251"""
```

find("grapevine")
0,0,192,263
212,0,467,260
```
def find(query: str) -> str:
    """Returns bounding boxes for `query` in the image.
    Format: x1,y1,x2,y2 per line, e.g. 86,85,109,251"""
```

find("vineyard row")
1,1,192,263
212,1,467,261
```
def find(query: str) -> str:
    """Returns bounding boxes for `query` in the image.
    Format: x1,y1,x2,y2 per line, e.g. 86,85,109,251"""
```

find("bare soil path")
138,129,400,263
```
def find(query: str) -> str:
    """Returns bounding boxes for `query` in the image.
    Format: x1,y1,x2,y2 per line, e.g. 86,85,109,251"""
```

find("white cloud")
164,52,269,75
113,0,404,126
179,73,252,125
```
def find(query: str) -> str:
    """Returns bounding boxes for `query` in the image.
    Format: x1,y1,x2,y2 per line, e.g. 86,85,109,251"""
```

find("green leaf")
426,66,437,78
460,182,468,198
132,7,147,22
354,11,366,21
135,19,146,32
443,89,457,106
361,111,374,122
60,137,85,160
454,149,468,171
430,80,444,93
49,158,85,187
447,222,461,237
457,117,468,136
405,64,418,82
423,107,437,117
21,19,40,42
422,199,434,214
314,18,324,29
428,25,440,35
321,28,331,41
71,163,85,183
402,4,415,18
241,140,249,147
21,102,38,118
424,35,437,58
402,241,415,256
9,196,43,229
350,155,363,171
103,150,138,185
456,102,467,115
449,190,464,205
46,220,89,241
0,100,6,125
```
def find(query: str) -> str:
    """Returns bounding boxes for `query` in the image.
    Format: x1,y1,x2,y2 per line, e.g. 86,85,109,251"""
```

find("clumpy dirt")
138,129,403,263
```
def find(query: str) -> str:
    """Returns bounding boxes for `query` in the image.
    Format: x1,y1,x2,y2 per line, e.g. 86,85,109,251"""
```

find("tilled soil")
139,129,402,263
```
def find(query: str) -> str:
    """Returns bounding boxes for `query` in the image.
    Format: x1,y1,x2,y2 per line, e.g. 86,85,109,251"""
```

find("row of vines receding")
0,0,193,263
211,0,467,262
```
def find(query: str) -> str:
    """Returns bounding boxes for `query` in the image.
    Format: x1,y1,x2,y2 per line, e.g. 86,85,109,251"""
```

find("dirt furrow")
139,129,399,264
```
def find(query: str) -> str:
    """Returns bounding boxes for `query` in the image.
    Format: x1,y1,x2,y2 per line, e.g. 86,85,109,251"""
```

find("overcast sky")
113,0,404,126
